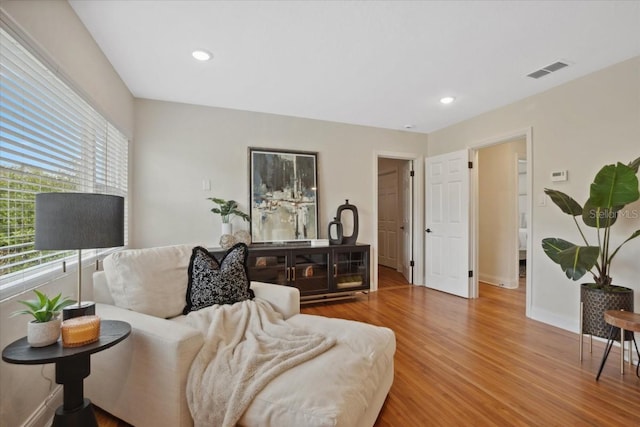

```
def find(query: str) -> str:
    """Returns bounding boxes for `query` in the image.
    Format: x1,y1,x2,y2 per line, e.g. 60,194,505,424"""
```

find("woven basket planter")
581,284,634,340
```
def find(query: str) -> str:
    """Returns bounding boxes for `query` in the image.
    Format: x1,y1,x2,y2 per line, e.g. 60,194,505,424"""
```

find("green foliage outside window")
0,166,75,275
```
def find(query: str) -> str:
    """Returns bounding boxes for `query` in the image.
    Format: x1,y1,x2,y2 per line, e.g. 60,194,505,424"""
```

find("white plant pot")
27,317,61,347
221,223,233,236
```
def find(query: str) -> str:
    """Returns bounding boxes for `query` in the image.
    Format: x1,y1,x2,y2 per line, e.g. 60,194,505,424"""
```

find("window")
0,26,128,299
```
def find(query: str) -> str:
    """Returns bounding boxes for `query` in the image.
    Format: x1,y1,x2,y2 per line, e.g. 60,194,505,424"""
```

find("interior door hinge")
410,170,415,177
410,260,415,267
468,161,473,169
468,270,473,278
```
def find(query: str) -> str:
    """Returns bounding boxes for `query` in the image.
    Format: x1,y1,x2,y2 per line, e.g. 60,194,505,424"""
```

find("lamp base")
62,302,95,320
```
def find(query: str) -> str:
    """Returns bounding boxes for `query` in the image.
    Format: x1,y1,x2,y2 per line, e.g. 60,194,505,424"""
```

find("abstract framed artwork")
249,148,318,243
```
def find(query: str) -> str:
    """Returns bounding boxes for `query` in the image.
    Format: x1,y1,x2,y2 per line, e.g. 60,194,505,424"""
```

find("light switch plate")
538,193,547,206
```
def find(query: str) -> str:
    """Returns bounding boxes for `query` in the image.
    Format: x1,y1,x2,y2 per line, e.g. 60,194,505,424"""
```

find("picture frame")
249,148,318,243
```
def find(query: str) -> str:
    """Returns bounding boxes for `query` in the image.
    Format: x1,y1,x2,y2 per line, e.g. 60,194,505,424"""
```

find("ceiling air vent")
527,61,569,79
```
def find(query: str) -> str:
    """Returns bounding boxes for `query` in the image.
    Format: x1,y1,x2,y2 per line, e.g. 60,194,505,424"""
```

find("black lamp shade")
35,193,124,250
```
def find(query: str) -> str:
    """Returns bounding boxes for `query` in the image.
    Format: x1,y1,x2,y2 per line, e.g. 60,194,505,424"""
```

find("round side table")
595,310,640,380
2,319,131,427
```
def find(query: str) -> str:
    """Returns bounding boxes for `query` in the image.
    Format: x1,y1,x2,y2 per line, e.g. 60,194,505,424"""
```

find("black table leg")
596,324,618,381
632,333,640,378
52,355,97,427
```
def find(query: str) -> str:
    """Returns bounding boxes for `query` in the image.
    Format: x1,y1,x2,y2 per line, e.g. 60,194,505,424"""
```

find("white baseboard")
22,386,61,427
529,305,577,333
479,273,518,289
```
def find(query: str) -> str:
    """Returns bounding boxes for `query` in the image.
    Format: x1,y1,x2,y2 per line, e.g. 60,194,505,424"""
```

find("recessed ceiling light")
440,96,456,105
192,50,212,61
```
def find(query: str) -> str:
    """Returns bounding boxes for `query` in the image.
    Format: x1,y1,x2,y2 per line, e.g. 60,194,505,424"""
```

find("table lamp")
35,193,124,320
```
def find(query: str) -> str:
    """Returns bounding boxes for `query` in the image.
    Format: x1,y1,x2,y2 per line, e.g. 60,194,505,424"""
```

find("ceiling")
69,1,640,134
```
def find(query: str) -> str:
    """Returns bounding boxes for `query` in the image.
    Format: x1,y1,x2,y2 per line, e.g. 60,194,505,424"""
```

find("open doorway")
470,128,532,315
477,139,526,290
377,157,413,286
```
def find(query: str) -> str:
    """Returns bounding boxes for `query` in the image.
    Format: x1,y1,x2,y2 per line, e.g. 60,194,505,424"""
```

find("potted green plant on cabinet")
11,290,75,347
542,156,639,345
208,197,249,235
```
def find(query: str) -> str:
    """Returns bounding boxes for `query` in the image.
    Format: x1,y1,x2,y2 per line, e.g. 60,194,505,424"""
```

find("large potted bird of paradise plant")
542,156,639,339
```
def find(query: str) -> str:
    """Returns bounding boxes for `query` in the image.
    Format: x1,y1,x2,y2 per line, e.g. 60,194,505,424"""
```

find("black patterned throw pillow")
183,243,254,314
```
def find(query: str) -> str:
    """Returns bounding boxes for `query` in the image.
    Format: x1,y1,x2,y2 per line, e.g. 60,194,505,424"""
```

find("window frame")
0,22,129,301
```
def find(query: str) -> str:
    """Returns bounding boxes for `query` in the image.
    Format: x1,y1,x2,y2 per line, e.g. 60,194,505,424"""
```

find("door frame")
469,127,532,316
373,151,424,288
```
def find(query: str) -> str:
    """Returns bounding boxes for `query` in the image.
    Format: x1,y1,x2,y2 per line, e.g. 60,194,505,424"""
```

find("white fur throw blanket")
185,298,335,427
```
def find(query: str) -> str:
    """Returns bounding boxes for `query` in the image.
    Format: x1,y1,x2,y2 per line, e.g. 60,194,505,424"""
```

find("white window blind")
0,26,128,299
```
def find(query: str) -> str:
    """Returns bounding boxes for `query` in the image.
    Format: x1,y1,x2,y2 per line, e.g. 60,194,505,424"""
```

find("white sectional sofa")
84,245,395,427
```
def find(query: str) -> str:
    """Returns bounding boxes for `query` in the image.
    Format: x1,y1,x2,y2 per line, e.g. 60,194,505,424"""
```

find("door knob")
426,228,432,233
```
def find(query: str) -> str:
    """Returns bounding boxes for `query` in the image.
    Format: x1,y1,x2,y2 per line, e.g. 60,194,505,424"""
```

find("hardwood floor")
95,407,132,427
96,269,640,426
377,265,411,289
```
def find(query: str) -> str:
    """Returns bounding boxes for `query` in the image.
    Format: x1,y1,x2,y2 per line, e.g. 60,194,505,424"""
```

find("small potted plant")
208,197,249,235
11,290,75,347
542,156,639,339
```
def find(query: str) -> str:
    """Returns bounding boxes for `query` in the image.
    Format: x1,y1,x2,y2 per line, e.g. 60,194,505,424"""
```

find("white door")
424,149,471,298
377,170,398,268
400,161,413,282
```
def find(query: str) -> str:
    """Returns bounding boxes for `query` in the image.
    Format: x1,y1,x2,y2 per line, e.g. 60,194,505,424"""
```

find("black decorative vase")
581,284,634,340
328,217,343,245
336,199,359,245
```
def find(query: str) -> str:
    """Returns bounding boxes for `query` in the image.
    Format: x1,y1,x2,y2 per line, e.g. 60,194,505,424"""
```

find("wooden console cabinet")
210,243,370,303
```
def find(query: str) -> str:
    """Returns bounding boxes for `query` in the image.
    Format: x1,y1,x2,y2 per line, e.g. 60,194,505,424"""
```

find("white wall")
132,99,428,257
428,56,640,332
0,2,134,426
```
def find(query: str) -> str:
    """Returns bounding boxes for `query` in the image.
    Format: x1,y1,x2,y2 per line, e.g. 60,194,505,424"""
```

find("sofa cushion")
183,244,254,313
103,244,194,318
240,314,396,426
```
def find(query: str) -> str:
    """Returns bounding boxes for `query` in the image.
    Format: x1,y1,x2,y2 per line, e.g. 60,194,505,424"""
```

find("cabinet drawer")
248,254,287,285
292,253,330,294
